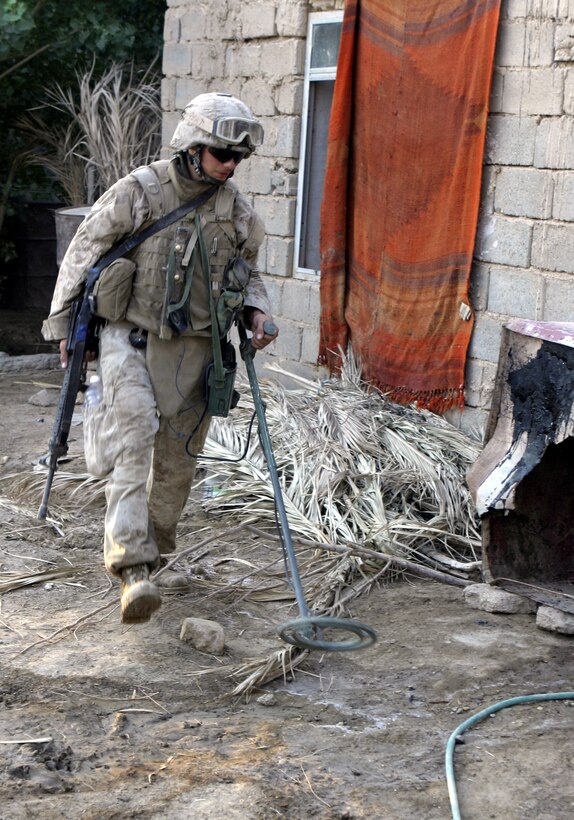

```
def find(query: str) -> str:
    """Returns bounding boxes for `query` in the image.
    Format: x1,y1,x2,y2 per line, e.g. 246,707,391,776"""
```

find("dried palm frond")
0,564,94,594
2,466,107,510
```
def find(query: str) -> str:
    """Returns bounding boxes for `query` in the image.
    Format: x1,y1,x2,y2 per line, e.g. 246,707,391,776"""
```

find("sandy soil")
0,360,573,820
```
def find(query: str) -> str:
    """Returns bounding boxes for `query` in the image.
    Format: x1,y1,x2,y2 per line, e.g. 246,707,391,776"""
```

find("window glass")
311,22,342,69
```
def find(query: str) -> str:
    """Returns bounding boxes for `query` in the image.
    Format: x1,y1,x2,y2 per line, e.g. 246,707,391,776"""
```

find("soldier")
42,93,278,624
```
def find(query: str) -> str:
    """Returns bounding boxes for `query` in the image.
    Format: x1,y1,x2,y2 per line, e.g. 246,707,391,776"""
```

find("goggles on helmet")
193,112,264,147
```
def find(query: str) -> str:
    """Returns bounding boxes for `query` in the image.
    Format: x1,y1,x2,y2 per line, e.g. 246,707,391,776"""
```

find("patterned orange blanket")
319,0,501,412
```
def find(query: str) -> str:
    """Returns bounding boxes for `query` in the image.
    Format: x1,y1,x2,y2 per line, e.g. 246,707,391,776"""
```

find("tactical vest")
124,160,238,339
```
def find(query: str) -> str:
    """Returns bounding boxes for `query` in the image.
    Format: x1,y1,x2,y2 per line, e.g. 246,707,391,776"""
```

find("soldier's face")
198,146,243,182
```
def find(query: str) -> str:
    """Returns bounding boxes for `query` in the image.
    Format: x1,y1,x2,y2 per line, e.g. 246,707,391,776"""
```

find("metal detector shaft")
237,320,377,653
237,320,310,618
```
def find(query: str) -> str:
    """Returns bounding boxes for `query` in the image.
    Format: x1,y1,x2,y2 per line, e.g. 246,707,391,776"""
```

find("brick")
258,116,301,158
226,43,262,77
484,115,537,165
161,78,175,112
164,8,181,42
240,78,276,116
495,20,527,67
282,279,312,320
488,70,505,114
174,78,206,111
266,236,294,277
542,274,574,319
190,43,226,79
534,116,574,169
564,69,574,114
271,167,299,196
532,222,574,272
301,325,320,363
276,79,304,115
254,195,297,237
552,170,574,219
500,68,564,116
469,261,491,312
494,167,553,218
487,266,542,318
468,314,505,363
276,0,308,37
262,276,284,315
554,23,574,62
242,5,276,39
235,155,273,195
271,318,302,359
261,39,306,77
475,214,532,267
162,43,193,76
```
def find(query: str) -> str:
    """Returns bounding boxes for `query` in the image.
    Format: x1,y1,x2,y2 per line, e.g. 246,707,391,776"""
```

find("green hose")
445,690,574,819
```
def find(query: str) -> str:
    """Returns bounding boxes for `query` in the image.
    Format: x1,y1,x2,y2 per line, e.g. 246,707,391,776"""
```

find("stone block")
174,78,206,111
467,314,505,364
494,167,553,218
266,236,294,277
469,262,491,312
281,279,311,320
464,583,537,614
261,39,306,77
240,78,276,116
258,116,301,159
536,605,574,634
552,170,574,219
276,0,308,37
254,195,297,237
227,43,262,77
242,5,276,39
475,214,532,268
485,115,537,166
271,318,302,359
534,116,574,170
554,23,574,62
542,274,574,320
276,79,304,115
487,267,542,318
500,68,564,116
564,69,574,114
163,8,181,42
162,43,193,76
532,222,574,273
180,617,225,655
495,20,527,67
301,323,321,364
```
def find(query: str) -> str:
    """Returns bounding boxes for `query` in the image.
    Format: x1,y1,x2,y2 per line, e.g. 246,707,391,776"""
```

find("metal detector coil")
238,320,377,653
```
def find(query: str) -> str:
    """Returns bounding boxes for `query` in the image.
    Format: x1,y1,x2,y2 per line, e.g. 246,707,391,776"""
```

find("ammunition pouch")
216,256,251,337
89,258,136,322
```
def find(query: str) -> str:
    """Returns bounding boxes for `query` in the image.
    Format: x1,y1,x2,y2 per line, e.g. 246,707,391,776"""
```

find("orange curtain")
319,0,501,412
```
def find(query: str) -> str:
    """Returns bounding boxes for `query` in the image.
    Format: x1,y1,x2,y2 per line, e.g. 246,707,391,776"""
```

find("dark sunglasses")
206,145,245,164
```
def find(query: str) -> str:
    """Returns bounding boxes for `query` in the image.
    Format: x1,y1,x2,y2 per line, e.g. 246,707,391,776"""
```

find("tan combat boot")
120,565,161,624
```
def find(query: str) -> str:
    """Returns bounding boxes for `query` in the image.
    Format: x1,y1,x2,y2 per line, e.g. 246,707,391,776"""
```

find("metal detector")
237,320,377,653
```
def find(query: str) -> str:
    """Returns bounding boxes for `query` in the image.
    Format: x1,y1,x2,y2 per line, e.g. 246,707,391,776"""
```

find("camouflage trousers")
83,321,213,575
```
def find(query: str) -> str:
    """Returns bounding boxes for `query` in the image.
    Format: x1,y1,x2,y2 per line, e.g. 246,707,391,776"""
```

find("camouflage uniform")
43,157,271,574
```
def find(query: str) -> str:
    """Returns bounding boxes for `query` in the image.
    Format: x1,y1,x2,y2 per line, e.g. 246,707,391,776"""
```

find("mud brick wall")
163,0,574,434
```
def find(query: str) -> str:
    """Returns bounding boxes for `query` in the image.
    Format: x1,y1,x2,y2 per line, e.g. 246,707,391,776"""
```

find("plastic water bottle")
84,374,103,408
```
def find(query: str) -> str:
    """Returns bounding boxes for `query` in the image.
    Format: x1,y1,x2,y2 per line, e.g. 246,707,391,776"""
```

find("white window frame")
294,10,343,280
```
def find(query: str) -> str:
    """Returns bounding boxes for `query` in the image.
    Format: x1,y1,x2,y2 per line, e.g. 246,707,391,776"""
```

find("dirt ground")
0,355,573,820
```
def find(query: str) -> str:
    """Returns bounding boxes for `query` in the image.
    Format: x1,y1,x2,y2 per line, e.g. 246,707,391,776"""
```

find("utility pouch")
89,258,136,322
205,340,239,417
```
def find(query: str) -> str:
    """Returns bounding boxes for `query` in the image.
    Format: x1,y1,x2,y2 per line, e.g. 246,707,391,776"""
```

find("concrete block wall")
163,0,573,430
450,0,574,435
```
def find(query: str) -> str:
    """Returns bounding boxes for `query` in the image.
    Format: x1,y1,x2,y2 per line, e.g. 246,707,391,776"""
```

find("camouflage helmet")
170,92,264,157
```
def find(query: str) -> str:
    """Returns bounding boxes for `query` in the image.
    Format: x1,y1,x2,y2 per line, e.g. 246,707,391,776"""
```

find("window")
294,11,343,278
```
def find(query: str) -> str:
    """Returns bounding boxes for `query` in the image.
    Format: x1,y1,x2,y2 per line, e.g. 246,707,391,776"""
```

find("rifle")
237,319,377,652
38,270,102,520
